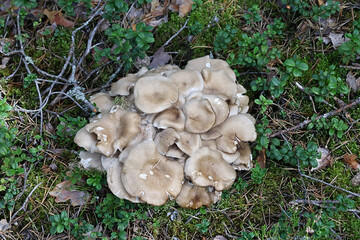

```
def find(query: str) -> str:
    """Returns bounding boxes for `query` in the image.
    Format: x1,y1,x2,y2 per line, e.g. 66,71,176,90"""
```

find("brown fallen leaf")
256,147,266,169
343,154,360,170
169,0,193,17
49,180,91,206
149,46,171,69
346,71,360,92
43,9,74,28
328,32,348,49
311,148,332,171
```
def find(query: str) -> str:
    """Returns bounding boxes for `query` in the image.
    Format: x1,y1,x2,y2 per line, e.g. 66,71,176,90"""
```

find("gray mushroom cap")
183,99,216,133
121,140,184,206
89,92,114,112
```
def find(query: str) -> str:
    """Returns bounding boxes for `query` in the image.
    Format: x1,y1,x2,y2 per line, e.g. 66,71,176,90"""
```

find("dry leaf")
149,46,171,69
311,148,331,171
346,72,360,92
328,32,348,49
0,219,10,232
317,0,325,5
213,236,227,240
49,180,91,206
43,9,74,28
169,0,193,17
257,147,266,169
343,154,360,170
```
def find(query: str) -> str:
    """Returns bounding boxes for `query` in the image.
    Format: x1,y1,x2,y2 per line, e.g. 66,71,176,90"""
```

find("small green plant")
103,0,130,20
55,115,87,144
234,177,248,192
311,0,340,22
213,24,238,52
86,171,104,191
307,65,349,102
266,18,286,37
283,58,308,77
255,116,272,151
23,73,37,88
49,211,76,234
13,0,37,9
308,116,348,139
196,219,210,233
244,4,262,25
57,0,91,16
254,95,273,114
251,164,266,184
251,74,289,98
338,29,360,64
295,142,320,168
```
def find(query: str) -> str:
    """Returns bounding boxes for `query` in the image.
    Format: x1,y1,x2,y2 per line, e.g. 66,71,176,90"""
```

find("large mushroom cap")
175,131,202,156
85,105,141,157
134,76,179,113
121,140,184,206
152,107,185,132
168,70,203,97
79,151,105,171
184,147,236,191
175,181,212,209
183,99,216,133
74,127,100,153
109,67,148,96
89,92,114,112
201,68,237,100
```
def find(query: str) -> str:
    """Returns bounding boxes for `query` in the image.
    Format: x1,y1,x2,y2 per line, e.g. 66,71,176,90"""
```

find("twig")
290,199,360,213
269,96,360,138
340,65,360,70
163,19,189,47
10,182,43,223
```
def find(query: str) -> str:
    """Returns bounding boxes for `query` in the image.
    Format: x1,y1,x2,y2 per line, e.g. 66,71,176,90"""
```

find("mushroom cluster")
74,56,257,208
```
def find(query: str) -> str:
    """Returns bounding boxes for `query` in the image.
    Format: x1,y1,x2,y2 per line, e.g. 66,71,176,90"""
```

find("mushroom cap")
168,70,203,97
203,95,229,127
183,99,216,133
231,142,253,170
109,67,148,96
134,76,179,114
184,55,236,82
85,105,141,157
201,140,217,150
89,92,114,112
74,127,100,153
184,147,236,191
145,64,181,77
186,91,203,102
175,181,212,209
121,140,184,206
166,146,185,160
101,156,141,203
79,151,105,171
218,114,257,142
154,128,180,155
175,131,202,156
200,127,222,141
201,68,237,100
152,107,185,132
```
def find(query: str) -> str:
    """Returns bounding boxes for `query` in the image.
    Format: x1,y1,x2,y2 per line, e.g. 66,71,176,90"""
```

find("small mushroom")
101,156,141,203
121,140,184,206
134,76,179,113
152,107,185,132
85,105,141,157
168,70,203,97
109,67,148,96
79,151,105,171
154,128,180,155
175,131,202,156
203,95,229,127
183,99,216,133
89,92,114,112
74,127,100,153
201,68,237,100
184,147,236,191
231,142,253,170
175,181,212,209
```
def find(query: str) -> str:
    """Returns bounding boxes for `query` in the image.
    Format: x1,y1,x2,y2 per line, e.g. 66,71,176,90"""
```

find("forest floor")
1,0,360,239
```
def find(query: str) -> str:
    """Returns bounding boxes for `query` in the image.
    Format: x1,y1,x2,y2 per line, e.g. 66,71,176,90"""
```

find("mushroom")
121,140,184,206
183,99,216,133
201,68,237,100
154,128,180,155
175,131,202,156
109,67,148,96
168,70,203,97
152,107,185,132
89,92,114,112
79,151,105,171
85,105,141,157
134,76,179,113
231,142,253,170
101,156,141,203
184,147,236,191
74,127,100,153
175,181,212,209
203,95,229,127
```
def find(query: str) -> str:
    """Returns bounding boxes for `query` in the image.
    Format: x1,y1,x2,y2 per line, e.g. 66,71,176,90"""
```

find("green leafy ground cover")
1,0,360,239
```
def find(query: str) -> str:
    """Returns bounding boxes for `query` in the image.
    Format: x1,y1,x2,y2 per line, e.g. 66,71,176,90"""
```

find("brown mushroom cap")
79,151,105,171
109,67,148,96
74,127,100,153
101,156,141,203
168,70,203,97
89,92,114,112
217,114,257,143
184,147,236,191
166,146,185,160
231,142,253,170
154,128,180,155
85,105,141,157
152,108,185,132
175,181,212,209
185,55,236,82
121,140,184,206
175,131,202,156
183,99,216,133
203,95,230,127
145,64,181,77
201,68,237,100
134,76,179,114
